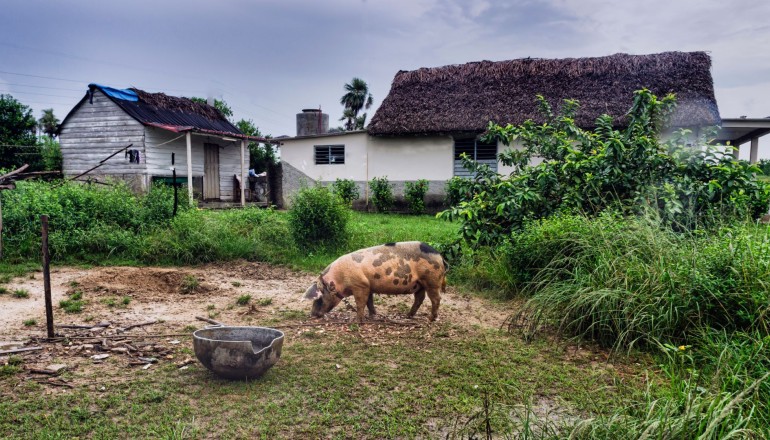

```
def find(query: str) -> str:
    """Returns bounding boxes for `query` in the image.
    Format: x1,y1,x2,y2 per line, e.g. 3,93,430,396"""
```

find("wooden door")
203,143,220,200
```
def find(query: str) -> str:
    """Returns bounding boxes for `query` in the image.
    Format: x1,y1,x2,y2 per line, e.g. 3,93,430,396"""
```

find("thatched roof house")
368,51,720,136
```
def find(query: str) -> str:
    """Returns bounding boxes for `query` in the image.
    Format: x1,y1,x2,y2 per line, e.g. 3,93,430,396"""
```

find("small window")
454,138,497,177
315,145,345,165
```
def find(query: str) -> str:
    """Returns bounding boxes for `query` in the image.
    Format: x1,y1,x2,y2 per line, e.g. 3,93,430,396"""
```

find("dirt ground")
0,261,514,383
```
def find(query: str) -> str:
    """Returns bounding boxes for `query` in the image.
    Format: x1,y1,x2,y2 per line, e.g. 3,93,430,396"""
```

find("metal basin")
192,326,284,380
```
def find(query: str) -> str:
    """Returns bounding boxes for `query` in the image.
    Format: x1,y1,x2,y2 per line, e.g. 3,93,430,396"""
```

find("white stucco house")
277,51,728,209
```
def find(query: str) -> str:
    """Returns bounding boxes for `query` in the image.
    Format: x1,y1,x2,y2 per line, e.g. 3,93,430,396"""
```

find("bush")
0,180,192,260
404,179,429,214
444,176,471,208
758,158,770,176
439,90,770,245
369,176,394,213
332,178,360,206
288,185,350,250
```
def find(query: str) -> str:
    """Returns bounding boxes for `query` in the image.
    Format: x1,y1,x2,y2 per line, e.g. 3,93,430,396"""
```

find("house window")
453,138,497,177
315,145,345,165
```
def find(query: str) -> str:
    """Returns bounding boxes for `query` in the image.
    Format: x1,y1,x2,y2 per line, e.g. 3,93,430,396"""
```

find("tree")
0,94,39,170
189,97,234,121
235,118,275,174
339,77,373,131
38,108,59,138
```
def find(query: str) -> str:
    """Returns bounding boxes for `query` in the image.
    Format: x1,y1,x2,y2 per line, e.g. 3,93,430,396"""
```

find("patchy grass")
180,275,200,294
236,295,251,306
12,289,29,299
0,321,646,439
256,298,273,307
22,319,36,327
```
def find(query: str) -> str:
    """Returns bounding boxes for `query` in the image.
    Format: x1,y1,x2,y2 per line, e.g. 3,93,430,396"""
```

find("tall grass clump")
140,207,281,265
1,180,192,261
288,185,350,250
513,214,770,350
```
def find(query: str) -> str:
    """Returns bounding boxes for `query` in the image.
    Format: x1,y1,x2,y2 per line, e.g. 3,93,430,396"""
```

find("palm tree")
38,108,59,138
339,78,373,131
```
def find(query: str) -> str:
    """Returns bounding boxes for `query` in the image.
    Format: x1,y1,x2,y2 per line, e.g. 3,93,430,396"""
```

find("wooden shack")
58,84,269,204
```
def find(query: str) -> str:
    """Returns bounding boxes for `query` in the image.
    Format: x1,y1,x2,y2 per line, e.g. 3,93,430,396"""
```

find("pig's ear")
304,282,321,300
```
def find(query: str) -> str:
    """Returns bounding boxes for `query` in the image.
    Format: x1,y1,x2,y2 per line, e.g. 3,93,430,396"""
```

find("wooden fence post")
41,215,54,338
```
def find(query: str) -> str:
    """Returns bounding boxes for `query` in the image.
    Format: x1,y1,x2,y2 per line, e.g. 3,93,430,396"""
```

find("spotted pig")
304,241,447,322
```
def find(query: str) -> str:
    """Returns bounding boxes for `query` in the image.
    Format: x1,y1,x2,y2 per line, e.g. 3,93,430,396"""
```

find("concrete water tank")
296,109,329,136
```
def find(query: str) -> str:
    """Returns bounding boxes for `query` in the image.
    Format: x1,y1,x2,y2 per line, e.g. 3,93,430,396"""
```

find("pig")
304,241,447,322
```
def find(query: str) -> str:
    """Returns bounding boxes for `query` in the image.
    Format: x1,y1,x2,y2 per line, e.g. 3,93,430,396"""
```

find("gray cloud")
1,0,768,158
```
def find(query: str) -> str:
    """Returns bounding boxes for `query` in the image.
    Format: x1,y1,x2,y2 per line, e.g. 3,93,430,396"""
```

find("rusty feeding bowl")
192,326,284,380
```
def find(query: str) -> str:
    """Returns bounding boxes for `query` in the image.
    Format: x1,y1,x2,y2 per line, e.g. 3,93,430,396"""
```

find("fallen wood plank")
0,346,43,356
195,316,224,326
27,368,59,375
120,320,158,331
34,379,73,389
58,321,110,330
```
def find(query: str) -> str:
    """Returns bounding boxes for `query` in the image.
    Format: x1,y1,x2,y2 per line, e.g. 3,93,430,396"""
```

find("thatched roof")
367,51,720,136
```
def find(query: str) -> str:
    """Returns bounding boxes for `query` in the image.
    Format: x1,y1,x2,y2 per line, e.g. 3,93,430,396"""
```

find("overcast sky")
2,0,769,158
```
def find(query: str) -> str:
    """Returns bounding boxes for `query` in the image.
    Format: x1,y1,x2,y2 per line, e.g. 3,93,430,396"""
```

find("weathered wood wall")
59,90,146,188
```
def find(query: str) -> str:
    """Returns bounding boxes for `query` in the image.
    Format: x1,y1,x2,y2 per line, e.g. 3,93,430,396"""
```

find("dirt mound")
209,260,301,281
73,267,217,301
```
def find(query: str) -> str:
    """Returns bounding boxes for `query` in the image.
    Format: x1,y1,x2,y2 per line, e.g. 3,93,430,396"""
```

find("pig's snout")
310,298,325,317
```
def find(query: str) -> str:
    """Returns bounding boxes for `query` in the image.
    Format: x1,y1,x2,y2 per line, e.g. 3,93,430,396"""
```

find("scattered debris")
91,354,110,361
118,320,158,332
195,316,223,326
0,346,43,356
176,358,195,368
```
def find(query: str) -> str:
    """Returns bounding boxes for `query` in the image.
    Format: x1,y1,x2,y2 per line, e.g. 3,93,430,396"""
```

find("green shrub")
369,176,394,213
288,185,350,250
758,158,770,176
404,179,429,214
22,319,36,326
0,180,192,260
236,295,251,305
444,176,472,208
332,178,360,206
440,90,770,245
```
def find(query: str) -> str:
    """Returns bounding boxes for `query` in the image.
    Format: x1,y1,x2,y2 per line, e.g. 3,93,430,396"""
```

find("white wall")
279,132,455,181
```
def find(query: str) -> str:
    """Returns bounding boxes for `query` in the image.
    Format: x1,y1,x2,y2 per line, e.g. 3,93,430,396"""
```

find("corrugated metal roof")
58,84,275,143
91,84,242,135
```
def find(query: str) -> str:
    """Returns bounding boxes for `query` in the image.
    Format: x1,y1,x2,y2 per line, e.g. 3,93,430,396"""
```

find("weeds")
13,289,29,298
180,275,199,294
236,295,251,306
22,319,36,326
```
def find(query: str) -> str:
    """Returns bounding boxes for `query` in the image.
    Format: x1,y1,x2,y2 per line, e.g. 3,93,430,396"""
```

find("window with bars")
314,145,345,165
453,138,497,176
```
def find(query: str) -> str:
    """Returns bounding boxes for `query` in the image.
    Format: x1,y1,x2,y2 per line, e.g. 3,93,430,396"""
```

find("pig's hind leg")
367,292,377,317
407,286,426,318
